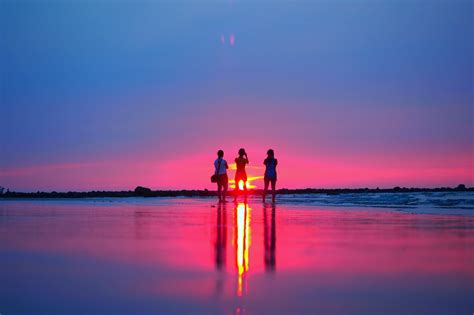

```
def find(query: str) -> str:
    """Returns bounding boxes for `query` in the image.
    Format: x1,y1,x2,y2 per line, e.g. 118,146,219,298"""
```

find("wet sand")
1,197,473,314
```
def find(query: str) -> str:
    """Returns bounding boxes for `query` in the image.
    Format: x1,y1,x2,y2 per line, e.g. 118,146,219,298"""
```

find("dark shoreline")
0,186,472,199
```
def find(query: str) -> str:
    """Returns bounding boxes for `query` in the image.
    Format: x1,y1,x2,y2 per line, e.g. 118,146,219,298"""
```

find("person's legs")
263,178,270,202
234,175,242,201
217,183,222,202
222,175,228,202
271,179,276,202
243,175,248,195
233,177,237,201
217,181,223,202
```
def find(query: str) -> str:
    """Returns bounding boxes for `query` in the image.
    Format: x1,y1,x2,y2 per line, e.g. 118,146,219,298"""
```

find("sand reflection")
214,203,227,270
263,203,276,272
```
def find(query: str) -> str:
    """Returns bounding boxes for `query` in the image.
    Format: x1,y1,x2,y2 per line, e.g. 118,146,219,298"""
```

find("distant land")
0,185,471,199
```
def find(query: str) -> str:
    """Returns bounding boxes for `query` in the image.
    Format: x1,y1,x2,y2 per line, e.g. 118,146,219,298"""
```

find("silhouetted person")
214,150,229,202
263,149,278,202
234,148,249,200
263,202,276,272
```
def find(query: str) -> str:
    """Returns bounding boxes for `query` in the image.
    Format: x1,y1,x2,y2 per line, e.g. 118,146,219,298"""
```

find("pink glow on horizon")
0,148,472,192
1,91,470,192
1,93,472,191
0,162,104,177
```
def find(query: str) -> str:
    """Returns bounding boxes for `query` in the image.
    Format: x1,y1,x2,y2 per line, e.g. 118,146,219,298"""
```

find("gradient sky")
1,0,473,191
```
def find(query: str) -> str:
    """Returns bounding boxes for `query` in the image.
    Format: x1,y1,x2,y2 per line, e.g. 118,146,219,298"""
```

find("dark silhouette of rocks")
134,186,152,196
0,185,472,199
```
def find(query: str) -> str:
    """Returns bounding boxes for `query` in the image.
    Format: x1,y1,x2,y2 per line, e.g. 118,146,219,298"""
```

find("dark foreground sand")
1,196,473,315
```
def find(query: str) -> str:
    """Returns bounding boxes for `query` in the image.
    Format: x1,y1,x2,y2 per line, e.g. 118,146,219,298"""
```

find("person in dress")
234,148,249,199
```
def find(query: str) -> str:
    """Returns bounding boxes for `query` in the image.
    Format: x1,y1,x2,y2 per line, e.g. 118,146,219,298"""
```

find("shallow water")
1,197,473,315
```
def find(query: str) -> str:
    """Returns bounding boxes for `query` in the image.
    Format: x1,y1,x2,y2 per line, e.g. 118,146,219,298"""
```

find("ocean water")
1,193,473,315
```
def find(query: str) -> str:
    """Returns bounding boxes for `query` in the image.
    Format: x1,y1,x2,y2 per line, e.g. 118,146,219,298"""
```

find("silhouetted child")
263,149,278,202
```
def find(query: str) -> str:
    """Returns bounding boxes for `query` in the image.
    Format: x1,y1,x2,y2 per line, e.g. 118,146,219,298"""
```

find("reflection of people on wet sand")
214,203,227,270
213,203,227,297
263,149,278,203
263,203,276,272
234,148,249,200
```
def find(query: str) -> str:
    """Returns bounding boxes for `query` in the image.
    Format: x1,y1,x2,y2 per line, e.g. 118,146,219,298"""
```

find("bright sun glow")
230,176,263,190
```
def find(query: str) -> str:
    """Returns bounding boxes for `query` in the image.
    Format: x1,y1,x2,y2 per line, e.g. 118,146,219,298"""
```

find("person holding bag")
212,150,228,202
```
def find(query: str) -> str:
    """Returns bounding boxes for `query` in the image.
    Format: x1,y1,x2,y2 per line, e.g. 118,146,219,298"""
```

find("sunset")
1,1,473,314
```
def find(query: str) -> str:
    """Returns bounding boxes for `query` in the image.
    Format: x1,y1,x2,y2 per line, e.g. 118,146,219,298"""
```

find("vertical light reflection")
234,202,251,296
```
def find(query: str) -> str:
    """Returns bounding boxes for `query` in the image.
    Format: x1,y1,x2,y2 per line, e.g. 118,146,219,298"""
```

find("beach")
1,193,473,315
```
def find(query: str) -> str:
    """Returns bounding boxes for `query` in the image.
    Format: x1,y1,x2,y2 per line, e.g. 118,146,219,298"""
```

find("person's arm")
225,161,229,169
263,159,267,166
275,159,278,166
245,154,249,164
